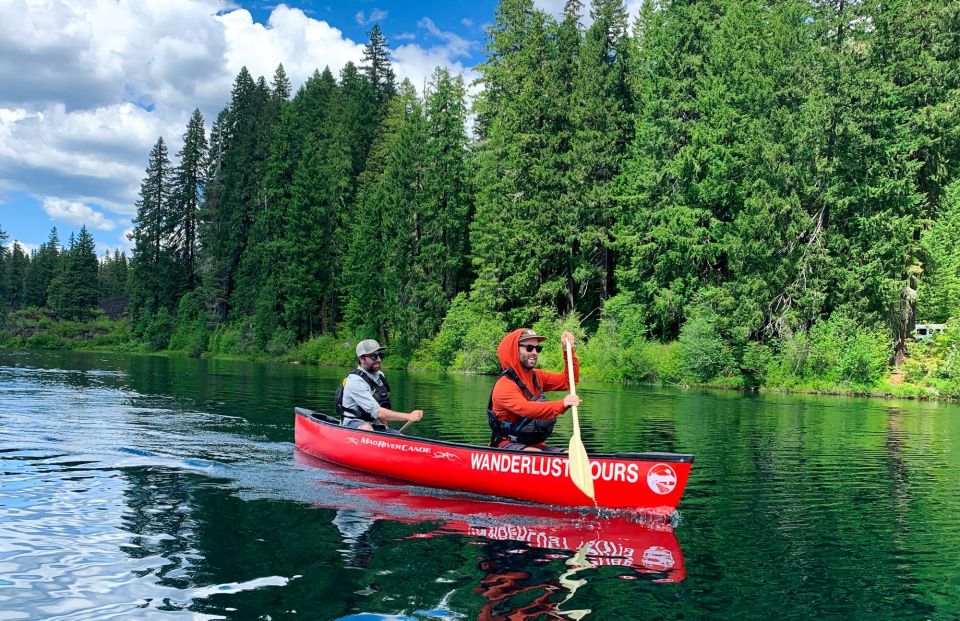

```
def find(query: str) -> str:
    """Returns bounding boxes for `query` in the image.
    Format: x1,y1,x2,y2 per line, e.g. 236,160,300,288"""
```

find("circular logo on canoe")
646,463,677,495
642,546,676,571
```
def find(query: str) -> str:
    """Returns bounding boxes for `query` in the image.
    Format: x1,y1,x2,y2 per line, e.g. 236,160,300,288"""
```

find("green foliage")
287,333,358,367
678,309,738,384
48,226,100,320
426,293,506,373
765,314,891,389
168,292,209,357
143,306,174,352
22,0,960,403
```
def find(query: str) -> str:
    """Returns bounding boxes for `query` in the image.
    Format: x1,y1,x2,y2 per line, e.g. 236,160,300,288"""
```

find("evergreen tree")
171,109,207,292
98,250,129,300
47,229,97,320
0,227,8,314
130,136,175,313
343,80,426,345
23,227,59,308
6,241,28,311
471,0,575,325
362,24,397,111
199,68,275,322
271,63,292,101
568,0,632,315
418,67,473,332
280,68,352,338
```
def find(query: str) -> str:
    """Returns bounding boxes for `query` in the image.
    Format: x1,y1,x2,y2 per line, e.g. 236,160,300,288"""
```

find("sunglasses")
364,353,384,361
521,344,543,353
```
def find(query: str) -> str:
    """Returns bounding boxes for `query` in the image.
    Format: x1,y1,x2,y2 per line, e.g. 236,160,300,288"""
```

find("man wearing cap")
487,328,580,452
337,339,424,431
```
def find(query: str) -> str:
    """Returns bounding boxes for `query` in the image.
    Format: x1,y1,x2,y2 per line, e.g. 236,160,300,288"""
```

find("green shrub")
265,328,296,356
143,306,174,352
168,293,209,357
431,293,506,373
288,333,357,367
679,310,736,383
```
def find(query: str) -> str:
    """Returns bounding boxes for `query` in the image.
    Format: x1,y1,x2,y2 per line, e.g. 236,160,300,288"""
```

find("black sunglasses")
364,353,384,361
521,344,543,353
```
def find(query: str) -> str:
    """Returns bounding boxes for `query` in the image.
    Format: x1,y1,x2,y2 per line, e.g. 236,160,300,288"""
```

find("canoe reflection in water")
297,452,685,619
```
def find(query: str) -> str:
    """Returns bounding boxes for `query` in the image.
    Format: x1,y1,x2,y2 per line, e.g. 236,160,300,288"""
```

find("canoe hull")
294,407,693,514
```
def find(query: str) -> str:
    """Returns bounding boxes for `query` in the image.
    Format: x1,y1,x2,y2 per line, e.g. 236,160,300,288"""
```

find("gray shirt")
341,367,387,421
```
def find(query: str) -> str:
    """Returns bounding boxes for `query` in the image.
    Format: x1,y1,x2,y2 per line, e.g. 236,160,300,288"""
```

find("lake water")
1,349,958,620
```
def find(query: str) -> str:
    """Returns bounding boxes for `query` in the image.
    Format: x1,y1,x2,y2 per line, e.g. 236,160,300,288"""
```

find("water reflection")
299,452,685,620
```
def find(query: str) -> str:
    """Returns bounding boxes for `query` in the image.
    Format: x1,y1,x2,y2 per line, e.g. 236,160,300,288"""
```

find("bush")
143,306,174,352
168,293,209,357
764,313,891,389
678,310,736,383
288,333,357,367
431,293,506,373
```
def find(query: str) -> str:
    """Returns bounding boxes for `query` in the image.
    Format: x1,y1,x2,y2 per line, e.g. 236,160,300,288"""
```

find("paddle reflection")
298,451,685,618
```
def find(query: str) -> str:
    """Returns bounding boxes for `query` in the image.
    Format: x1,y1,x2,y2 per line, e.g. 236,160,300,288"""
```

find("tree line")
0,225,127,320
3,0,960,386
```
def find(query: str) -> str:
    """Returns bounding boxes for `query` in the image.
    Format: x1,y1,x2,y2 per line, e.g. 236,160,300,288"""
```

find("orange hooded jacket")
490,328,580,423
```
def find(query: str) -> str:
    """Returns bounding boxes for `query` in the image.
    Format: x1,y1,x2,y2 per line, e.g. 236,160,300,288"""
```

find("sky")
0,0,607,256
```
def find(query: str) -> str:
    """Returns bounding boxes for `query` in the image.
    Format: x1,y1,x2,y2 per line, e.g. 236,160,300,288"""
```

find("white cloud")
42,197,120,231
417,17,475,58
12,240,39,255
461,18,473,27
0,0,480,234
355,8,388,27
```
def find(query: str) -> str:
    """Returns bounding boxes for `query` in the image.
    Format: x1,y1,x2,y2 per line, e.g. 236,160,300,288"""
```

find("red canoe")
294,407,694,514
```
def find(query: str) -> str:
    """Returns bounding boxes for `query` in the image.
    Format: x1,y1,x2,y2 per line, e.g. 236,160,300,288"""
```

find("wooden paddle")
399,419,415,434
564,337,595,501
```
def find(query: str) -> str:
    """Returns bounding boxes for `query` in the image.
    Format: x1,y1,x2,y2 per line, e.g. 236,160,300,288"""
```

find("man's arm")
492,379,568,420
539,350,579,392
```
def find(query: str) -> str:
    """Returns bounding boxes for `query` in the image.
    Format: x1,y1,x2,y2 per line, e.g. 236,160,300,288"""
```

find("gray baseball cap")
356,339,385,357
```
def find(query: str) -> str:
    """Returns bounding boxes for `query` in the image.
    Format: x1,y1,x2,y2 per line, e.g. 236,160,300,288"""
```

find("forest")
2,0,960,396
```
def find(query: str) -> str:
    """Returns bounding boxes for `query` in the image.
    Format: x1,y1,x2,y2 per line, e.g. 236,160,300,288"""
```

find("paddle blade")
567,432,595,500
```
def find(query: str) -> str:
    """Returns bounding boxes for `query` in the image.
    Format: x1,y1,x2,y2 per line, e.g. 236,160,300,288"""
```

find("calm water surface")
1,350,959,620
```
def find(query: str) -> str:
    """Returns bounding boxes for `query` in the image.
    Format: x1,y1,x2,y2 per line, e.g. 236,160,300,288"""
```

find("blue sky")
0,0,582,256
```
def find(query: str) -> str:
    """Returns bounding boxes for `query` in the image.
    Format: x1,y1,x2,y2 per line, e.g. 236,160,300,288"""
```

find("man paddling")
487,329,580,452
337,339,424,431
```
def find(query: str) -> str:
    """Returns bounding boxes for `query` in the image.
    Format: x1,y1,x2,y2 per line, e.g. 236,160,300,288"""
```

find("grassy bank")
3,308,959,401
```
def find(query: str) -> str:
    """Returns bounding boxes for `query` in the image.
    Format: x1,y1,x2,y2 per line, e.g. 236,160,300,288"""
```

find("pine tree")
130,136,175,313
568,0,632,315
271,63,292,101
98,250,129,300
6,242,28,311
470,0,574,325
199,68,276,322
614,0,724,338
362,24,397,111
172,109,207,292
343,80,426,345
0,227,8,314
418,67,473,333
280,67,351,338
23,227,59,308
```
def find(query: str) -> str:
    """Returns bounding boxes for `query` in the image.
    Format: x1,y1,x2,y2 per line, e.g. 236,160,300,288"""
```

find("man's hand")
408,409,424,422
562,394,581,408
561,331,575,350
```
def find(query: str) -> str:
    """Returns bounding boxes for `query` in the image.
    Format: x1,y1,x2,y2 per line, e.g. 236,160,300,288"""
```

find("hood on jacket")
497,328,540,388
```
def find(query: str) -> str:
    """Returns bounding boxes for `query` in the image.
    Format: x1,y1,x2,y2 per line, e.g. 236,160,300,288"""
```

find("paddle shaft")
564,337,595,501
564,340,580,427
399,419,414,433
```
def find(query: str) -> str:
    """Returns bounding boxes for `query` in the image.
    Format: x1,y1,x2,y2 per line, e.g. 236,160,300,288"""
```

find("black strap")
486,368,546,446
340,369,391,421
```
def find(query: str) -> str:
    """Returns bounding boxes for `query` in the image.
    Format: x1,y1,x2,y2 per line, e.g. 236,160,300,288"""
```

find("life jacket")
487,368,556,447
335,368,392,422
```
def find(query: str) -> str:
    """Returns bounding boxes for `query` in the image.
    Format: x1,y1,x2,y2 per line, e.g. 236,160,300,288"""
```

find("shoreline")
2,342,952,404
